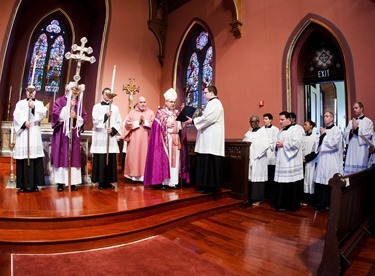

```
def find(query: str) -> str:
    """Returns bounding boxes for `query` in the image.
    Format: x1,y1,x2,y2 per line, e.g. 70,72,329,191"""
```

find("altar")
1,121,92,185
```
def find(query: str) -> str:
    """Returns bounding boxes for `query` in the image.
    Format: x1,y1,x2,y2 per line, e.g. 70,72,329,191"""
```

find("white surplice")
343,116,373,174
90,103,122,154
194,97,225,157
13,99,46,159
302,132,318,194
243,127,269,182
264,125,279,166
274,125,304,183
314,125,343,185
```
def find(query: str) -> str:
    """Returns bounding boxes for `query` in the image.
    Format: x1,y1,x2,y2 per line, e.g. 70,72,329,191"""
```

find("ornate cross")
122,78,140,112
65,37,96,83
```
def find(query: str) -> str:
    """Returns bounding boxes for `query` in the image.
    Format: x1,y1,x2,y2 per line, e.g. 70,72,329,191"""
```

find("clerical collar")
252,127,260,132
209,97,218,102
101,101,110,105
26,98,35,101
282,124,292,131
266,124,273,128
356,115,365,120
325,124,334,129
305,132,312,136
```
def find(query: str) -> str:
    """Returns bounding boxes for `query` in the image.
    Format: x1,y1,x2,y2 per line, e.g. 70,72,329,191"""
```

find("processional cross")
64,37,96,192
65,37,96,84
122,78,140,112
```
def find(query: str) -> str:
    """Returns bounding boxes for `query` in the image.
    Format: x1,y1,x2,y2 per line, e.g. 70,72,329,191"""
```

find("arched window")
26,19,67,93
184,30,213,110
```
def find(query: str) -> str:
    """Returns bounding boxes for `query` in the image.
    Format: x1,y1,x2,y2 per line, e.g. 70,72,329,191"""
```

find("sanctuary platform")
0,166,242,273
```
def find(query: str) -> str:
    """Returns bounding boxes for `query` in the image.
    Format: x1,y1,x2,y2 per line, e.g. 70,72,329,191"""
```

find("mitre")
163,88,177,101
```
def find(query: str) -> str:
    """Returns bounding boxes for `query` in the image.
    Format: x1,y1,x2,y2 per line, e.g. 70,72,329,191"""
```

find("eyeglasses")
249,120,259,123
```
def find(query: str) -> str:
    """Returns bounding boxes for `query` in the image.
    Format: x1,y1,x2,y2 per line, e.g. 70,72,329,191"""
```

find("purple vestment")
143,107,190,185
51,95,87,168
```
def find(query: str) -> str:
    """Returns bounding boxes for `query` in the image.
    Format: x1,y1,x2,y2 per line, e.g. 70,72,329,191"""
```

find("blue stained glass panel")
201,46,213,108
29,34,48,89
196,32,209,50
45,36,65,93
186,53,199,107
46,20,61,34
26,19,66,93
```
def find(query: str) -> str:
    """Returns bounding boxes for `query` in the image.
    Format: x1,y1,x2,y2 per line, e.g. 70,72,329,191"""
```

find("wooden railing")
317,166,375,275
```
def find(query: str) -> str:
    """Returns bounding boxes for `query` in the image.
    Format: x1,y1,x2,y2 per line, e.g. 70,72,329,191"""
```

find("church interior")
0,0,375,275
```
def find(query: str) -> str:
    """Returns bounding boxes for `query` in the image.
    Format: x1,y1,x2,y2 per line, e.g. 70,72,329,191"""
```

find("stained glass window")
27,19,66,93
184,30,213,110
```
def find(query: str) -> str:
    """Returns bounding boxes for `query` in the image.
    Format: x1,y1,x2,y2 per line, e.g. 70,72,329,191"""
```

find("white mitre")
65,81,76,92
164,88,177,101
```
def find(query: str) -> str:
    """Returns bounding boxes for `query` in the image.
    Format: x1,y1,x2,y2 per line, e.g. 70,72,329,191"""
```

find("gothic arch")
173,19,216,108
281,13,355,119
0,0,108,129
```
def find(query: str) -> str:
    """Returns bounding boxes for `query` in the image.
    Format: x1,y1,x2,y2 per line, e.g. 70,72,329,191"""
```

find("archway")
282,13,355,130
0,0,108,130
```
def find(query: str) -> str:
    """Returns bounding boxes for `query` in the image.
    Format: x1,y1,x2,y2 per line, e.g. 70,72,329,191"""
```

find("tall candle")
30,55,39,86
111,65,116,93
10,123,14,144
8,86,12,102
19,87,22,101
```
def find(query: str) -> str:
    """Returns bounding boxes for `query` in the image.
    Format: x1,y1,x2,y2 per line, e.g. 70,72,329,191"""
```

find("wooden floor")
0,162,374,275
162,203,375,275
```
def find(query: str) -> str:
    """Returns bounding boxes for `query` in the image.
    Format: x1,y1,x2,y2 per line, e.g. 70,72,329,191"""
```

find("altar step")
0,190,242,254
0,156,11,163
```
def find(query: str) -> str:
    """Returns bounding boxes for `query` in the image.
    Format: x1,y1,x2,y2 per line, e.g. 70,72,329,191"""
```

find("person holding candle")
13,85,47,192
90,88,122,189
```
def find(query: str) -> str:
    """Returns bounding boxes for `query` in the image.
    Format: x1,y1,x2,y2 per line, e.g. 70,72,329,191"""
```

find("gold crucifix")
65,37,96,84
122,78,140,112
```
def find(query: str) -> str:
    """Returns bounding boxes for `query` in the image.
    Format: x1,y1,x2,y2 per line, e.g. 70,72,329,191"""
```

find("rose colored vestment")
123,106,155,181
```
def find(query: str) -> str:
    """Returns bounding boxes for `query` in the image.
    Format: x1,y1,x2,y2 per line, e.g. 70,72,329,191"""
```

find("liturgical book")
176,106,196,122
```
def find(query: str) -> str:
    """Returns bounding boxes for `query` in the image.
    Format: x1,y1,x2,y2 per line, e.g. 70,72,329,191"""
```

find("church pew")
317,166,375,275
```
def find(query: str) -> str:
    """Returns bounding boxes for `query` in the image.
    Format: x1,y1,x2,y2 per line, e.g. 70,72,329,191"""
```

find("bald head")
137,96,147,111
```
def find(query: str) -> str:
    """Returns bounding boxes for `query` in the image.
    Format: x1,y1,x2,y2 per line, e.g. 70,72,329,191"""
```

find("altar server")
263,113,279,199
314,112,343,211
91,88,122,189
243,115,269,205
273,111,304,212
13,85,46,192
301,120,318,205
185,85,225,194
343,102,373,175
